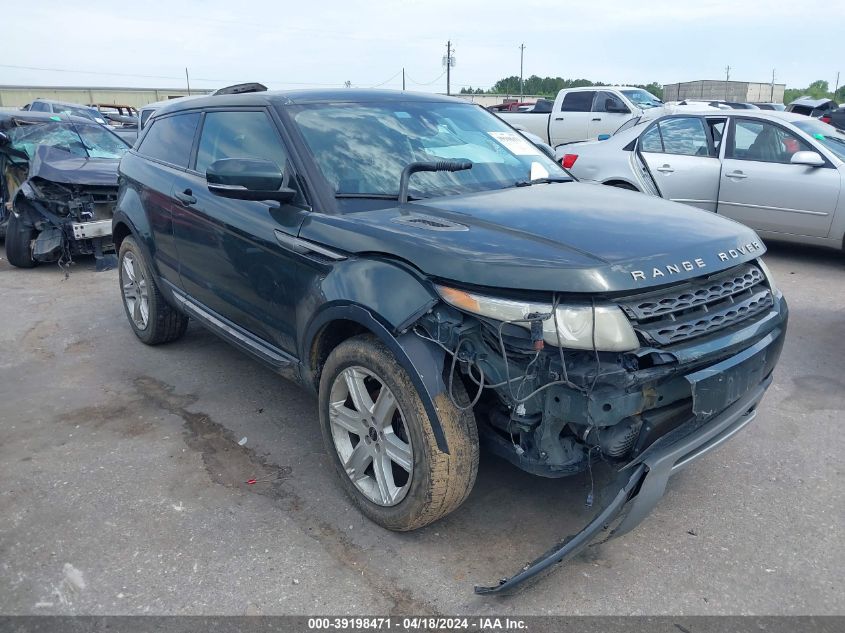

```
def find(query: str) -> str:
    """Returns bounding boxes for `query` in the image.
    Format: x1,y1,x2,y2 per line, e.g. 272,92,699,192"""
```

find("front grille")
618,263,773,346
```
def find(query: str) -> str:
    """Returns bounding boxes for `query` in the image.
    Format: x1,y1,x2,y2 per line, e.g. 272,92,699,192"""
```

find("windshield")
53,104,106,124
290,101,569,199
793,120,845,162
621,90,663,109
7,121,129,159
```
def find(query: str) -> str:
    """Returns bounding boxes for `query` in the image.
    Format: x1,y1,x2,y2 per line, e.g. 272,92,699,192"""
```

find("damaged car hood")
299,183,766,294
28,145,120,187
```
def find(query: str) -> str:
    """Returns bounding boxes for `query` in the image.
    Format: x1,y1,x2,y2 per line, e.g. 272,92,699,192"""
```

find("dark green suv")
113,90,787,593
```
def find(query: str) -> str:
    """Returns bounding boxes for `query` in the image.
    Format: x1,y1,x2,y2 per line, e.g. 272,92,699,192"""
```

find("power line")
368,69,404,88
406,70,446,86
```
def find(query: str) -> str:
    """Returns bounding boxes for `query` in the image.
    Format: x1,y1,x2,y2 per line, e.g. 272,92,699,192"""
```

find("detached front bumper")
475,326,782,595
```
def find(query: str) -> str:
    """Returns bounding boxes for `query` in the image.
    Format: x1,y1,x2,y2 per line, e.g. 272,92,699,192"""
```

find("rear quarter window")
137,112,200,168
560,91,595,112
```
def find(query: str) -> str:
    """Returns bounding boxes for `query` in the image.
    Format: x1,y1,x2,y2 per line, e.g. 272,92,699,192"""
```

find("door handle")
174,189,197,205
554,116,564,121
591,117,602,121
726,171,747,179
656,165,674,173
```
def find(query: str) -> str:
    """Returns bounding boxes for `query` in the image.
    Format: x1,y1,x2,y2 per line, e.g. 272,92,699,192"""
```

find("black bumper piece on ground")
474,371,772,595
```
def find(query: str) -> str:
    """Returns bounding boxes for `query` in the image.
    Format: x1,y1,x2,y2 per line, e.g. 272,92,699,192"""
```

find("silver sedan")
557,111,845,251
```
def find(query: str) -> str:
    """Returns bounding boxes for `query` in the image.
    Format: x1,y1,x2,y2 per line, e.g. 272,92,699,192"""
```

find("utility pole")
724,65,731,100
835,71,840,96
519,43,526,98
185,67,191,95
444,40,454,95
402,68,405,91
771,68,776,101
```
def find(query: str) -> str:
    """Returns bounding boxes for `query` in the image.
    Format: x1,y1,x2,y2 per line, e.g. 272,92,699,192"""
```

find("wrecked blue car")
0,111,129,269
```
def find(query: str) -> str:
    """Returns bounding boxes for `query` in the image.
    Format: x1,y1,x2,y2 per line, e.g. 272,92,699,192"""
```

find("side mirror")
790,151,825,167
605,99,630,114
207,158,296,202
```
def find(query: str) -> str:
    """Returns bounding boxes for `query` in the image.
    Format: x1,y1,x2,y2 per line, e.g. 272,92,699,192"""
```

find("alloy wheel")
121,251,150,330
328,366,414,506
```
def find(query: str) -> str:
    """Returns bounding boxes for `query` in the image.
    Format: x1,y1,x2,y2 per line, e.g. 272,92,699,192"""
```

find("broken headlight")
435,285,639,352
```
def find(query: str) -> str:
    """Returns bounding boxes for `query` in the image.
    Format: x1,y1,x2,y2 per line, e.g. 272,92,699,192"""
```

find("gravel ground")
0,242,842,616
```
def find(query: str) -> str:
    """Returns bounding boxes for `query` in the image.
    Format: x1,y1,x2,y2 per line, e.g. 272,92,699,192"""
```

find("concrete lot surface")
0,243,842,615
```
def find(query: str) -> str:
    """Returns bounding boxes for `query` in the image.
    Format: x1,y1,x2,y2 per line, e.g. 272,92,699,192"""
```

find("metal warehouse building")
0,86,213,110
663,80,785,104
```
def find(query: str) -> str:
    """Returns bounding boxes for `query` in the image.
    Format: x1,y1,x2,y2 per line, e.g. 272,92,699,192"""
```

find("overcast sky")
3,0,842,93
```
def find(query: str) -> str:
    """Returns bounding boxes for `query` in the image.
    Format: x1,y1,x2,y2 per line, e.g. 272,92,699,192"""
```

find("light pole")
519,43,526,98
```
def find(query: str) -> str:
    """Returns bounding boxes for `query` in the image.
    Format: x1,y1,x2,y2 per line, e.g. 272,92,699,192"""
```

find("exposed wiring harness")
415,295,615,508
413,293,604,409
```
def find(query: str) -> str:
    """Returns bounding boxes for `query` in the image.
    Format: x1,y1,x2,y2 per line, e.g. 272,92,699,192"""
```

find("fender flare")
302,303,452,454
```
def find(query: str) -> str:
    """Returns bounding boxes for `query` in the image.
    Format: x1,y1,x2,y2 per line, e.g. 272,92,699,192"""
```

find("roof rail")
211,82,268,96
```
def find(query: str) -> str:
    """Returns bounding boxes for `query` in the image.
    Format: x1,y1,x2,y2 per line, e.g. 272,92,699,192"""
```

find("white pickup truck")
498,86,665,147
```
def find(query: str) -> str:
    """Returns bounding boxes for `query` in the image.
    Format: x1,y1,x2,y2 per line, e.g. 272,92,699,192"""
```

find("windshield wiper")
335,193,400,200
513,176,571,187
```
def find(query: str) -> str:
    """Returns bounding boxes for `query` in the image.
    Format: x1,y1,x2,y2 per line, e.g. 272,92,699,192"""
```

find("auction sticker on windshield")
488,131,542,156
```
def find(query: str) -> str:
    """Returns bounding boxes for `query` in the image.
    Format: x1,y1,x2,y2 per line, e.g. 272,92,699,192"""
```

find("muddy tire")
319,334,479,531
118,236,188,345
5,212,37,268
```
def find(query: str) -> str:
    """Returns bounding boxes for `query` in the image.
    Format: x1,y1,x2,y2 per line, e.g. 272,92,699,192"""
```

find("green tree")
633,82,664,100
806,80,830,98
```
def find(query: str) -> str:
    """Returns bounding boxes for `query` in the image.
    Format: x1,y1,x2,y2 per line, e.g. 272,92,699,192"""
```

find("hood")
299,183,765,295
28,145,120,187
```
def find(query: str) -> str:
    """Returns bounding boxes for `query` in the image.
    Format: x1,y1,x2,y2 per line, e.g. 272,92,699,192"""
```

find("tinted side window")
29,101,49,112
658,118,709,156
139,109,155,129
560,91,595,112
593,91,627,113
137,112,200,168
728,119,812,163
195,111,287,175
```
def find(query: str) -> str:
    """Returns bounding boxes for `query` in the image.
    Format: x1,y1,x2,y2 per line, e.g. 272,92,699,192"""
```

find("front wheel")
118,236,188,345
319,334,479,531
5,212,37,268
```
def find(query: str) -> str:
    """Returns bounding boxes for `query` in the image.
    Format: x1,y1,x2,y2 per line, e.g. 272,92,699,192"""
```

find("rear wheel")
606,181,638,192
118,236,188,345
319,334,479,531
5,212,37,268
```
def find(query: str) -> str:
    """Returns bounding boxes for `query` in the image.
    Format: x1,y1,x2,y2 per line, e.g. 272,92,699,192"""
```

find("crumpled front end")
411,259,788,593
11,144,119,269
14,178,117,267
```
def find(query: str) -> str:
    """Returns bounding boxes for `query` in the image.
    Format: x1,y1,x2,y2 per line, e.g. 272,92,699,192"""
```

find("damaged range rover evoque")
0,111,130,269
114,90,788,594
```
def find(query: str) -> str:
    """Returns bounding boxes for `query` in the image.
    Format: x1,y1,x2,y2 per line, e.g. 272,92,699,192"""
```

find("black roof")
0,110,99,129
155,89,463,118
